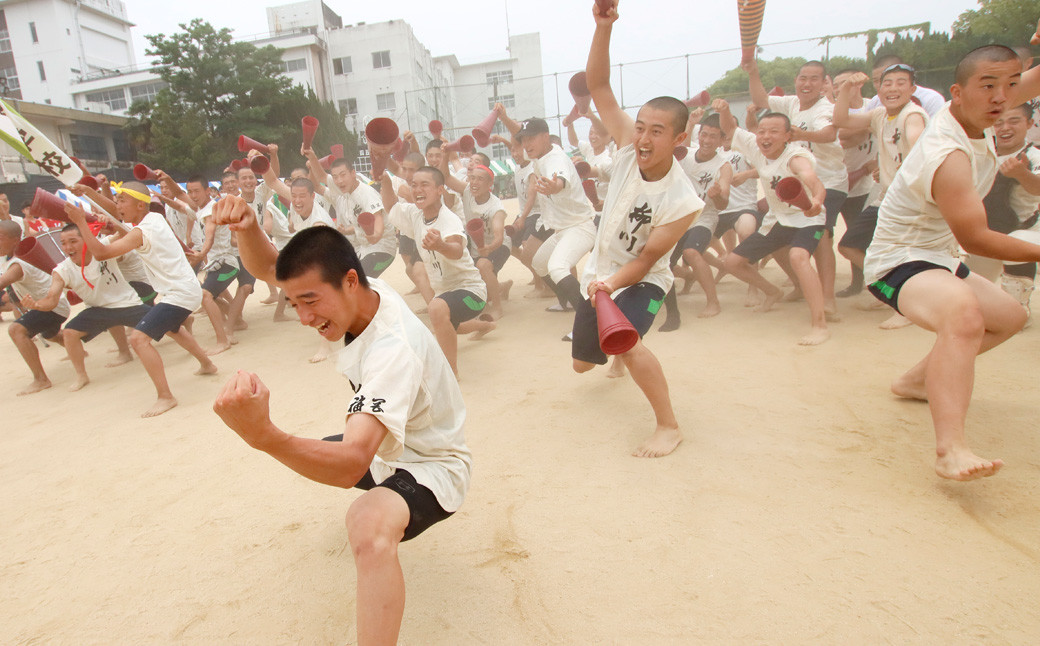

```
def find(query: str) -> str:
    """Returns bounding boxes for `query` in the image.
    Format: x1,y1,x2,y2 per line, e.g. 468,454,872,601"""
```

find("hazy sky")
127,0,991,119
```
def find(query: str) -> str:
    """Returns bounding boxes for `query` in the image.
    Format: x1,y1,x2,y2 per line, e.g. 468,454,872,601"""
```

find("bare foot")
782,288,804,303
698,301,721,318
754,289,782,313
61,350,87,362
142,396,178,418
744,288,761,308
17,379,51,395
68,375,90,392
105,353,134,368
891,371,927,401
234,319,248,331
855,297,887,311
797,326,830,346
260,295,279,305
880,313,913,330
824,308,843,323
469,321,496,340
935,449,1003,481
273,313,295,323
500,280,513,301
525,288,555,299
606,358,626,378
207,342,232,356
194,361,219,376
633,426,683,458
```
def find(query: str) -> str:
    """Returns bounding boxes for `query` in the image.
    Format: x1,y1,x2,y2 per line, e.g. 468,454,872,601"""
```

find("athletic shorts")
476,245,511,273
15,309,66,339
716,208,763,235
571,282,665,365
868,261,970,315
681,225,714,255
732,224,825,264
839,193,869,224
362,252,395,278
524,214,553,243
839,205,878,252
398,235,420,266
201,261,242,296
135,302,193,341
321,439,455,543
437,289,486,329
236,258,256,288
129,281,157,306
823,189,848,232
65,304,151,342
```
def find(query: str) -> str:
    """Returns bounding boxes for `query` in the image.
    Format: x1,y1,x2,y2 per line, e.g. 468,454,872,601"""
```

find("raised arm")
743,58,770,110
211,195,279,283
567,121,580,148
586,0,635,148
302,145,328,194
713,99,737,138
379,171,398,214
494,103,522,136
260,164,291,202
65,203,143,261
267,144,281,179
833,73,874,130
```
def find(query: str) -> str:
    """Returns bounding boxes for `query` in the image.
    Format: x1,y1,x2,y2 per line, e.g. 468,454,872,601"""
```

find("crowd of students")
3,2,1040,641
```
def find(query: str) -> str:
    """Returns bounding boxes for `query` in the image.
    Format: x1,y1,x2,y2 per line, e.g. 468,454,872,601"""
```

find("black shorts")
201,261,241,296
475,244,511,273
840,193,869,224
526,215,553,243
236,259,256,288
65,305,151,342
129,281,157,306
362,252,395,278
571,282,665,365
823,189,848,232
681,225,714,254
732,224,825,264
868,261,970,315
398,235,420,266
716,208,763,235
15,309,66,339
135,302,193,341
437,289,486,329
839,205,878,252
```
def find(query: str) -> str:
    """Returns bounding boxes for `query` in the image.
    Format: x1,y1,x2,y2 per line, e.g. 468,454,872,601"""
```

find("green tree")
706,56,868,99
127,19,356,177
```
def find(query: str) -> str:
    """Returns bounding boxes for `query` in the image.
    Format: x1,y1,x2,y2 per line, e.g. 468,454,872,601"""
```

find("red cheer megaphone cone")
775,176,813,211
568,72,592,112
133,164,158,182
466,218,486,248
250,155,271,176
472,111,499,148
318,154,336,171
301,116,320,148
357,212,375,236
594,288,639,355
31,188,96,224
14,235,64,274
238,135,269,154
738,0,767,64
768,85,785,97
77,175,100,190
684,90,710,108
230,159,246,172
562,104,582,128
673,146,689,160
444,135,475,154
371,156,388,182
575,160,592,179
365,118,399,146
429,120,443,138
582,178,599,204
330,144,344,159
392,138,409,162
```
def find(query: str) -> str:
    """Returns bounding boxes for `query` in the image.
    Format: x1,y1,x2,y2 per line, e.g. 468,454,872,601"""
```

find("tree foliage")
706,56,869,99
126,19,357,178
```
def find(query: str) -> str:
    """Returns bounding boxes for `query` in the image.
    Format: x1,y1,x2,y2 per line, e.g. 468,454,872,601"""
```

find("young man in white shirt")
865,54,947,117
21,223,152,392
210,199,471,646
0,220,70,395
579,0,704,458
65,181,218,417
863,43,1040,481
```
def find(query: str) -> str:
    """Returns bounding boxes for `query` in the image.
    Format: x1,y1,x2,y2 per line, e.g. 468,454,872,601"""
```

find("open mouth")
317,320,331,335
637,147,652,162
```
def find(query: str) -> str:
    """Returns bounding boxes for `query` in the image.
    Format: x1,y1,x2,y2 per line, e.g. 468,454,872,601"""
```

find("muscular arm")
792,124,838,144
788,156,826,213
833,81,874,130
567,122,580,148
585,4,636,149
593,214,696,297
744,59,770,111
0,262,24,291
66,204,144,261
25,272,65,311
904,113,926,149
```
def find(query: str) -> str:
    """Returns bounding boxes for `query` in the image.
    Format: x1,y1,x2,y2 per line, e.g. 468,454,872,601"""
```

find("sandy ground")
3,209,1040,644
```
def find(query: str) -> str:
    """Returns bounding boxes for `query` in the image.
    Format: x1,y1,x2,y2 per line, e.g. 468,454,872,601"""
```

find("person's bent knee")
129,329,153,349
428,298,450,323
345,499,404,559
942,304,986,342
789,248,812,267
572,358,596,373
62,328,85,343
723,253,747,273
9,322,27,340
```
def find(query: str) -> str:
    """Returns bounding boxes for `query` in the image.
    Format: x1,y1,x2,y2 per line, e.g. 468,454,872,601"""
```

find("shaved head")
643,96,689,135
0,220,21,238
955,45,1020,85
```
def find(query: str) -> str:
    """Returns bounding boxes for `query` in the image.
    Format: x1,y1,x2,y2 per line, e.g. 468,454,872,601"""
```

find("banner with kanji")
0,98,84,186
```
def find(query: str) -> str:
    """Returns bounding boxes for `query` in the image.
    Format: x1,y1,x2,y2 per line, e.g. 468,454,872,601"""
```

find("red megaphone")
429,120,443,137
357,212,375,236
444,135,475,154
575,160,592,179
392,138,409,162
768,86,785,97
673,146,689,161
133,164,158,182
684,90,710,108
330,144,344,158
31,188,96,224
466,218,486,248
302,116,319,148
568,72,592,112
775,177,813,211
365,118,399,146
562,104,582,128
15,235,64,274
319,144,346,171
594,288,639,355
250,155,271,176
371,157,388,181
582,178,598,204
238,135,269,154
472,111,499,148
77,175,100,191
230,159,246,172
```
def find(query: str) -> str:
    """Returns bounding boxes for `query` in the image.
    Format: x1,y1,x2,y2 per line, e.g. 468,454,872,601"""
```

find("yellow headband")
110,181,151,204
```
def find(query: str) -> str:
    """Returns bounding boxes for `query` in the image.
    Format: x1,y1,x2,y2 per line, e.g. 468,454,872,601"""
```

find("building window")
491,143,508,159
0,66,21,93
112,133,132,162
488,94,515,110
486,70,513,86
69,134,108,161
129,82,165,105
85,88,127,111
339,98,357,115
0,29,10,54
372,50,391,69
376,92,395,111
333,56,351,75
36,61,45,81
29,22,37,44
281,58,306,73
